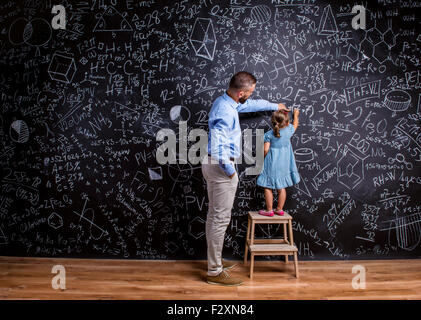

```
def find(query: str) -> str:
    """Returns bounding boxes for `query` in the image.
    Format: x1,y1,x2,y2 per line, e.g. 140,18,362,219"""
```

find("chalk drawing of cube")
48,53,77,84
337,148,364,190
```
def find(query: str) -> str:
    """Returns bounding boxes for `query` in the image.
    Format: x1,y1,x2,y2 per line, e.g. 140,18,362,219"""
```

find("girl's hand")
293,108,300,116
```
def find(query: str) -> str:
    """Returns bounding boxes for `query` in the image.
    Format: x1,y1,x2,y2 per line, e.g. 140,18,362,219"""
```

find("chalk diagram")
383,89,412,113
93,6,133,32
250,5,272,24
337,146,367,190
380,212,421,251
388,153,413,170
0,227,7,245
8,17,52,48
257,224,282,239
168,161,194,183
48,52,77,84
165,241,179,254
189,18,217,61
344,44,360,63
114,101,141,122
170,105,191,124
167,158,203,195
318,5,338,36
148,167,163,181
359,20,396,63
73,199,109,240
293,149,314,197
294,148,314,163
48,212,63,229
294,177,312,198
10,120,29,143
188,216,205,240
269,39,315,79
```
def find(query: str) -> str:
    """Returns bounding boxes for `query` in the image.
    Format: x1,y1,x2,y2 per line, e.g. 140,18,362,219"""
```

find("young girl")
256,108,300,216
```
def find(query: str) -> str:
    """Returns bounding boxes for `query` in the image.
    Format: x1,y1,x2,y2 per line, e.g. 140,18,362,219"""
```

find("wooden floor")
0,256,420,300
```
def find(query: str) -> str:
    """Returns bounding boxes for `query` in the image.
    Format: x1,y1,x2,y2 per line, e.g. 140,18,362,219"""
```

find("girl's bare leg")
276,188,286,211
264,188,273,211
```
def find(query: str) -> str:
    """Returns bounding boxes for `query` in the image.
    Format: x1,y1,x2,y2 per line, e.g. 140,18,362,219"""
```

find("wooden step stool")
244,211,299,279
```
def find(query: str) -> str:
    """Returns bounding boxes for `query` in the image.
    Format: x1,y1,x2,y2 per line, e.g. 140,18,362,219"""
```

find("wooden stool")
244,211,299,279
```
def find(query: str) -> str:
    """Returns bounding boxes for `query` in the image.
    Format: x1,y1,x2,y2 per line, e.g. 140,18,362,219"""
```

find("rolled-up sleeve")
209,114,236,176
237,99,278,113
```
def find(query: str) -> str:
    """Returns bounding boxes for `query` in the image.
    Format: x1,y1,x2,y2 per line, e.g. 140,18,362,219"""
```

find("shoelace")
220,270,230,278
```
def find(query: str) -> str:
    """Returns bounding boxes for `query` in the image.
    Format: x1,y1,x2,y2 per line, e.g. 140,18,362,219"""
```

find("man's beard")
239,97,248,104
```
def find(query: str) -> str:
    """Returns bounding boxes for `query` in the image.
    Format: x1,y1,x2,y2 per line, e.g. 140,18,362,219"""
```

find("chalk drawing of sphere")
170,105,191,124
23,18,52,46
10,120,29,143
250,5,272,24
168,162,193,183
9,17,51,46
8,18,28,45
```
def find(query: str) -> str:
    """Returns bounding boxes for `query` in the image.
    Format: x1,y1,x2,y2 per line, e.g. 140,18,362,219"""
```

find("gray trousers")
201,157,238,276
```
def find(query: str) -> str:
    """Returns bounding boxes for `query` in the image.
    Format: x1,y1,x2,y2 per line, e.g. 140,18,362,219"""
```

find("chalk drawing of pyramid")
189,18,217,61
294,177,312,197
318,5,338,35
94,6,132,32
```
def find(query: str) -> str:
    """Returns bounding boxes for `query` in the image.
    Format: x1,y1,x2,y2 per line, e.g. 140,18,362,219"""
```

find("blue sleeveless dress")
257,124,300,189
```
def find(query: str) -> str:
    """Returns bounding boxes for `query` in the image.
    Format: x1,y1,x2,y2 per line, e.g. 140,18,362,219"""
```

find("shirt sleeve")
264,131,271,143
208,111,236,177
237,99,278,113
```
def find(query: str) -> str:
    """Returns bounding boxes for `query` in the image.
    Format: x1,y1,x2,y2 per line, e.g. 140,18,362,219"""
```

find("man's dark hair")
229,71,257,90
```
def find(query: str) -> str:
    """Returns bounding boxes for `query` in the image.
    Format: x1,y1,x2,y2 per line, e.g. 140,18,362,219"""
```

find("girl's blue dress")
257,124,300,189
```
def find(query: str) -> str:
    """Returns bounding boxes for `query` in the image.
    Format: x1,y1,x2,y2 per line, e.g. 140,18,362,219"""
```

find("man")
201,71,290,286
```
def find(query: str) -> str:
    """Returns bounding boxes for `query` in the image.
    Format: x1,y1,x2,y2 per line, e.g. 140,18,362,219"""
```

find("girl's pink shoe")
274,210,285,216
258,210,274,217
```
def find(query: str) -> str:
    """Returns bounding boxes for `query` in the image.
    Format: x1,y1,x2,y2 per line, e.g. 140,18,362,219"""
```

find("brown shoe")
222,259,238,270
206,270,243,286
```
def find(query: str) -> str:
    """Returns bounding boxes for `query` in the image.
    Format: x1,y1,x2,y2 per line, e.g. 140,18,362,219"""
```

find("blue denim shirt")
207,92,278,176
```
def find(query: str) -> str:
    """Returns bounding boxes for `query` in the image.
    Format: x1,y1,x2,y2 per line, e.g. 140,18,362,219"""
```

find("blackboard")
0,0,420,261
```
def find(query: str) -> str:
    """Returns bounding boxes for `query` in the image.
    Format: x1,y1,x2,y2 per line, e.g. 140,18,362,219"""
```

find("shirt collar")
223,92,239,109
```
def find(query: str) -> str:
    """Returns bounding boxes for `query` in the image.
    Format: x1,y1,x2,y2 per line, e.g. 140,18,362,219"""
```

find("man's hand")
278,103,290,112
229,172,236,179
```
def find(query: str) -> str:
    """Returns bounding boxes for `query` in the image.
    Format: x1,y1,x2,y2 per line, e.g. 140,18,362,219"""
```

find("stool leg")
294,252,299,279
250,221,255,246
283,223,288,244
288,220,294,246
250,253,254,279
248,222,256,272
244,217,251,264
283,223,289,262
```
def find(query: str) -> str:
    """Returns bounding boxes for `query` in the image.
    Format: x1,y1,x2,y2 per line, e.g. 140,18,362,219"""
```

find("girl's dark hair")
271,110,289,138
